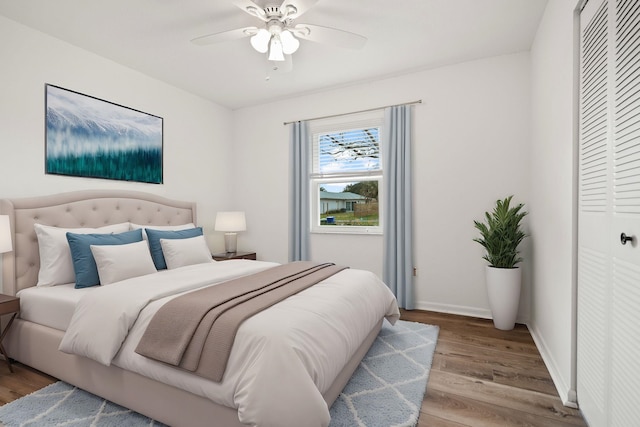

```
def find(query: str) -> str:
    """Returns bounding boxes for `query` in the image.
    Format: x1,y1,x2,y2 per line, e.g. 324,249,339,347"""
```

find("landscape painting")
45,84,163,183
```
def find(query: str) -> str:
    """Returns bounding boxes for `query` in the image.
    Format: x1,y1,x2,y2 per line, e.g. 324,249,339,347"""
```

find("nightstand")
0,294,19,372
212,251,257,261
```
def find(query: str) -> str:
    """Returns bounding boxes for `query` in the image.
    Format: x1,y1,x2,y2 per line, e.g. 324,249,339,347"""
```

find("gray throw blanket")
135,261,347,382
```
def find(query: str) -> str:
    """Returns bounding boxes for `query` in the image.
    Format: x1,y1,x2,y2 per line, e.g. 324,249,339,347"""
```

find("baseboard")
414,301,529,324
527,322,578,409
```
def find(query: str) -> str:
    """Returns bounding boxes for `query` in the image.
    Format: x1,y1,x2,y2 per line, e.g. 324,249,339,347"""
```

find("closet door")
578,0,640,425
578,0,611,425
610,0,640,425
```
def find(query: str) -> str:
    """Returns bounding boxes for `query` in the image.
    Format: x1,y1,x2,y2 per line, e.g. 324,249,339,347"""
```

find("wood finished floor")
400,310,587,427
0,310,587,426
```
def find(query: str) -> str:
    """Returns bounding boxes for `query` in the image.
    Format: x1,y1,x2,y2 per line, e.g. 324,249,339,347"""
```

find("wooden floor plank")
434,340,557,395
422,388,581,427
417,413,468,427
427,370,584,425
401,309,587,426
0,363,56,404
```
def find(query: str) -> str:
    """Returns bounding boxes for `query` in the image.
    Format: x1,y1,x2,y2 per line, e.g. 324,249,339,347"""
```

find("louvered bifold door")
610,0,640,425
577,0,612,425
578,0,640,425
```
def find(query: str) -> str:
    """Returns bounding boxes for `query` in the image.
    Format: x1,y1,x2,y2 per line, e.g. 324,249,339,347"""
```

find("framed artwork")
45,84,163,184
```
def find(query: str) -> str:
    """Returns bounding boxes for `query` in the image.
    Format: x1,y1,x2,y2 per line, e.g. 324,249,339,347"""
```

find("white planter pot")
485,266,521,330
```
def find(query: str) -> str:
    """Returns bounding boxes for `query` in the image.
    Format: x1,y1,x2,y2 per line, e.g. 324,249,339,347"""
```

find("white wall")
529,0,580,406
0,16,233,254
233,52,532,320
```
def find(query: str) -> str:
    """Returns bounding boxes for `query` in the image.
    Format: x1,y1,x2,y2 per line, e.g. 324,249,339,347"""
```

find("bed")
0,190,399,427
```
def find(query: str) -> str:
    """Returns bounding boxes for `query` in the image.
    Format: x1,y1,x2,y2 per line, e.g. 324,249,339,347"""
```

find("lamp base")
224,232,237,253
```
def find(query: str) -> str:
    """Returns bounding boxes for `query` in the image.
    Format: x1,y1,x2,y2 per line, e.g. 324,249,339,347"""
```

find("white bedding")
53,260,399,427
18,283,88,331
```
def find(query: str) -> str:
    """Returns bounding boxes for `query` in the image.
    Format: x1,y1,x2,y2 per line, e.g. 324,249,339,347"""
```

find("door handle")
620,233,634,245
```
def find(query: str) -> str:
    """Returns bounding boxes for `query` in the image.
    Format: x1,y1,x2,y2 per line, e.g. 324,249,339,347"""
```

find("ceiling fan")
191,0,367,64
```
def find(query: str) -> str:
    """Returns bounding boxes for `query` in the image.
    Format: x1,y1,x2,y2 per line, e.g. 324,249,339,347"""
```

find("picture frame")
45,84,163,184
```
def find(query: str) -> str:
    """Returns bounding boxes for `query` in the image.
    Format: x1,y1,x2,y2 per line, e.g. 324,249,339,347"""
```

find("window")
310,111,384,234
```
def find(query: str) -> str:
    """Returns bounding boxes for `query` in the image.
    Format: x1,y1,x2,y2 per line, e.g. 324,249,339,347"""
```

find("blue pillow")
145,227,204,270
66,229,143,289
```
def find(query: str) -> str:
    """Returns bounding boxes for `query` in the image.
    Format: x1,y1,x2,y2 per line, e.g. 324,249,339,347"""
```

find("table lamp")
214,212,246,253
0,216,11,255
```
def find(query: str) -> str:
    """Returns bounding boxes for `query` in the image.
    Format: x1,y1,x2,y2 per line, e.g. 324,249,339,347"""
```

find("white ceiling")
0,0,548,110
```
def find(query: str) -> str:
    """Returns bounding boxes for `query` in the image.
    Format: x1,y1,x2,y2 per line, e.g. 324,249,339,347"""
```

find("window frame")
309,111,384,235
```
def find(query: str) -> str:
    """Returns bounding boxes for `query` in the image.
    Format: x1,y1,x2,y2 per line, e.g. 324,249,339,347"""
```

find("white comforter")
59,260,400,427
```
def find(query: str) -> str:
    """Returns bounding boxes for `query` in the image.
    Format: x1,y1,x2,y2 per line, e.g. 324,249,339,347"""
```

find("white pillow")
160,235,214,270
90,240,157,285
34,222,131,287
130,223,196,240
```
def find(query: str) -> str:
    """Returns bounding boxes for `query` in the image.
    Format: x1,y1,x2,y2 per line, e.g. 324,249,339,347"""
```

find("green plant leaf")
473,195,528,268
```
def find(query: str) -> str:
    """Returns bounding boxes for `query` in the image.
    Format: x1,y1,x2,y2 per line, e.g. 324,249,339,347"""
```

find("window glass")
309,112,384,234
317,128,380,174
318,181,379,227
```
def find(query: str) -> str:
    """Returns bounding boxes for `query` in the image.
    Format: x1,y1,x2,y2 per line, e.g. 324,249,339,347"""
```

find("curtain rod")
283,99,422,126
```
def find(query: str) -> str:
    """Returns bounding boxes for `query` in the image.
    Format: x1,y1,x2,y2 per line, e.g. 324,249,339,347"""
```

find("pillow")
130,222,196,240
160,235,214,270
34,222,131,287
90,240,157,285
66,229,143,289
145,227,203,270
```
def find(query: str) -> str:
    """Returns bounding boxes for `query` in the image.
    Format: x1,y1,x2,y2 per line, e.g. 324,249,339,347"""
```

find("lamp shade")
0,215,12,254
268,35,285,61
280,30,299,54
215,212,246,232
250,29,270,53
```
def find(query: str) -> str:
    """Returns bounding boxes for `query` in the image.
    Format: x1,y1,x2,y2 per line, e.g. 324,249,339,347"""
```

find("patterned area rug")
329,320,439,427
0,320,438,427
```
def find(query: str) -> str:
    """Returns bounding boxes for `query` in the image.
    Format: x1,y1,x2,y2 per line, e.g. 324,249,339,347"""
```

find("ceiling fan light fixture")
280,30,300,54
250,29,271,53
192,0,368,71
268,35,285,61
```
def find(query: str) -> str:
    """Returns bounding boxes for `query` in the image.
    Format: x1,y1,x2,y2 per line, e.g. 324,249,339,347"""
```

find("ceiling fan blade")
293,24,367,49
279,0,319,20
232,0,268,21
190,27,257,46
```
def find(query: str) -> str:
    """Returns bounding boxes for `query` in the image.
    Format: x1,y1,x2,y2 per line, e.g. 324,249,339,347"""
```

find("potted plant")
473,196,527,330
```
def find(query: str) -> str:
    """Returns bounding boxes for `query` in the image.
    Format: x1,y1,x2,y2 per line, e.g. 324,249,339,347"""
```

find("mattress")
17,283,88,331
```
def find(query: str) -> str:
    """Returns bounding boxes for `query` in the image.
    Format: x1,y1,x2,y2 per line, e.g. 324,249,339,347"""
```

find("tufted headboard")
0,190,197,296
